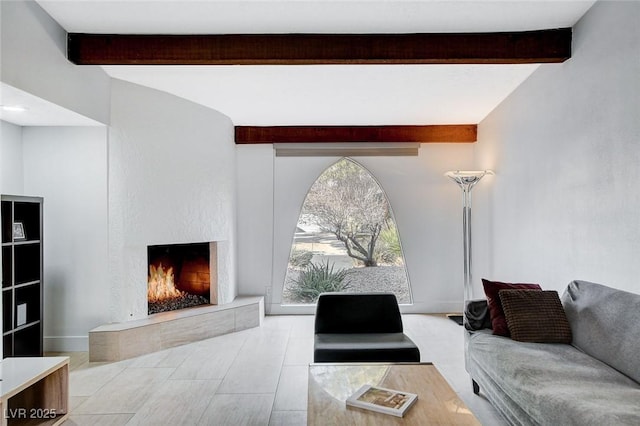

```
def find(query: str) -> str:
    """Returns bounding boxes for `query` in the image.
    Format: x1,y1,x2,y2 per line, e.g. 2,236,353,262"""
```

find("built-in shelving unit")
1,195,44,358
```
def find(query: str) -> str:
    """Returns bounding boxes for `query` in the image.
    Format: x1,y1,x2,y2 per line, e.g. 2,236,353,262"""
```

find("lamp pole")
445,170,494,303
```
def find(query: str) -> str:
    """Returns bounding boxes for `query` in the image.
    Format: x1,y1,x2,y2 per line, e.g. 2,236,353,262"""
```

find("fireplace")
147,242,218,315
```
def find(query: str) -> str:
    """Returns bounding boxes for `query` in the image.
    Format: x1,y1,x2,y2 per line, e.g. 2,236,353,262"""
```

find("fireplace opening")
147,242,216,315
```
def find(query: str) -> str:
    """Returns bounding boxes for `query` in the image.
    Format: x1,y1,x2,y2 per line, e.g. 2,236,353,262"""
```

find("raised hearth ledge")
89,296,264,362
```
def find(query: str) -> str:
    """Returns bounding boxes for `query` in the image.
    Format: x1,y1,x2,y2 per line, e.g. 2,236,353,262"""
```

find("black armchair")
313,292,420,363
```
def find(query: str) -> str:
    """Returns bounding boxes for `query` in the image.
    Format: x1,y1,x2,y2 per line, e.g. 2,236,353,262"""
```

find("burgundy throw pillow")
482,279,542,336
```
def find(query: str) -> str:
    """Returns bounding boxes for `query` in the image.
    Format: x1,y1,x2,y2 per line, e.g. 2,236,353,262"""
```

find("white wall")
0,121,24,194
236,144,477,313
1,0,112,352
474,1,640,295
0,0,110,124
0,120,24,356
236,145,275,306
109,79,237,322
22,127,109,351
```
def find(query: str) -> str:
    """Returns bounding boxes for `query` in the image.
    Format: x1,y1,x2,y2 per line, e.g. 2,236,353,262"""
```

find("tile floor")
56,314,506,425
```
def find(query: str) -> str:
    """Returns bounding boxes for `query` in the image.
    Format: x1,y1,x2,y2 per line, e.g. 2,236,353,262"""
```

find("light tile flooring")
56,314,506,425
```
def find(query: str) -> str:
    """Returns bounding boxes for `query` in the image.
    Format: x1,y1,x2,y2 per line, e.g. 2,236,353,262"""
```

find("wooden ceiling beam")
234,125,477,144
68,29,571,65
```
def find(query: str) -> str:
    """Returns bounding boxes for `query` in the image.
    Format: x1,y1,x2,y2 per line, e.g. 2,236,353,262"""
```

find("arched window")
282,158,411,305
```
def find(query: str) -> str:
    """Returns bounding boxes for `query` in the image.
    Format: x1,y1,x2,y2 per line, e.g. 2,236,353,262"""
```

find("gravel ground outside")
282,263,411,305
283,230,411,305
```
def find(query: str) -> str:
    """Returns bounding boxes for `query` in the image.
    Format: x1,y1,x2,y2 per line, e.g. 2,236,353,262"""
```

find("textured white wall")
0,121,24,195
22,126,109,351
236,144,477,313
109,80,237,322
0,0,110,124
474,1,640,295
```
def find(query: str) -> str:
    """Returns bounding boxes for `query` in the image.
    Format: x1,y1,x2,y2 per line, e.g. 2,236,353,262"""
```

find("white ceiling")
0,83,102,127
8,1,596,126
102,64,541,126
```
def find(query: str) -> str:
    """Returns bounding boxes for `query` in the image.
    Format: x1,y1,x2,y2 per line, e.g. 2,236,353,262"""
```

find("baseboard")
268,304,316,315
399,302,463,314
267,301,463,315
44,336,89,352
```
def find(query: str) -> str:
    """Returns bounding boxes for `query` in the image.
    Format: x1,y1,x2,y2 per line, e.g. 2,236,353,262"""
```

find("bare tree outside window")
283,158,411,304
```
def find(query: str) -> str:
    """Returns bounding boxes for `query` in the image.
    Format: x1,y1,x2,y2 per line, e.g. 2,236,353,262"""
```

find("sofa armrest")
464,299,492,331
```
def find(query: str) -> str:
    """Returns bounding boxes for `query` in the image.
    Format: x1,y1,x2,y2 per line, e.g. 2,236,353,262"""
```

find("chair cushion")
314,333,420,363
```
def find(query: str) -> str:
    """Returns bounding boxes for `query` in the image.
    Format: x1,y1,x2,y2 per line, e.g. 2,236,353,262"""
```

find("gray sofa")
465,280,640,426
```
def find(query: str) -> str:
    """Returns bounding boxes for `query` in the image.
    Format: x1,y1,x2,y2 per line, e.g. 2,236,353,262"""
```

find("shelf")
11,321,41,334
14,244,41,285
3,334,12,357
14,201,41,242
1,196,43,358
12,240,42,246
3,290,12,333
13,281,40,290
14,324,42,356
1,201,11,244
14,288,40,326
2,246,11,288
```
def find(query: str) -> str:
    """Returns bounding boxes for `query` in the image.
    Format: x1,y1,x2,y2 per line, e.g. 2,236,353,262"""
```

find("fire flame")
148,263,186,303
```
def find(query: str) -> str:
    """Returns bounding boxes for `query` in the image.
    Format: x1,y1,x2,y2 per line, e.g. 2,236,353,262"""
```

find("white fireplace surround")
89,239,259,362
106,79,239,325
111,240,235,324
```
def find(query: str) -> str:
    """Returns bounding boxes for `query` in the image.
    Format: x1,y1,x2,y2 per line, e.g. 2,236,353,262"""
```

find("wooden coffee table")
308,362,480,425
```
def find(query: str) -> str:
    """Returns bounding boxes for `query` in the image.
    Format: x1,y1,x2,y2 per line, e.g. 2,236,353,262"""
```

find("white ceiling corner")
0,82,103,127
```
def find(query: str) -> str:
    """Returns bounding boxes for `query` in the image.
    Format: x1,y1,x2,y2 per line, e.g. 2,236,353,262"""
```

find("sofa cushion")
481,279,541,336
500,290,572,343
466,330,640,426
561,280,640,384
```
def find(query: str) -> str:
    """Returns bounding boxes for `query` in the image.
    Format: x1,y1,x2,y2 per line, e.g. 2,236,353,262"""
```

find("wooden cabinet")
0,356,69,425
1,195,43,358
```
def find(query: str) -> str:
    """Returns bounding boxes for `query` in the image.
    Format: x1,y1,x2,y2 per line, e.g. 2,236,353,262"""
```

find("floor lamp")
445,170,494,324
